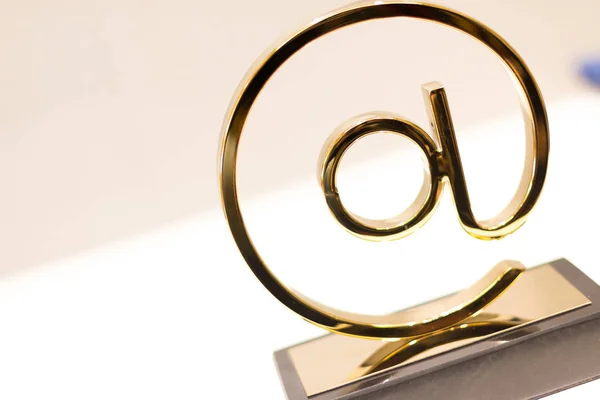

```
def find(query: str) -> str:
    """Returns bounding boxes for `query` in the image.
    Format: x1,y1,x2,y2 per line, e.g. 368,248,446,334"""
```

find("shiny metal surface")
348,312,527,381
219,1,549,338
283,262,591,397
320,80,547,241
219,2,549,339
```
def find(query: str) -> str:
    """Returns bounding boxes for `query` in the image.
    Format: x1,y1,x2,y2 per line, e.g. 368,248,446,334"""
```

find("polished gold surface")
348,312,527,381
320,81,548,241
293,260,523,337
219,2,549,339
286,264,590,397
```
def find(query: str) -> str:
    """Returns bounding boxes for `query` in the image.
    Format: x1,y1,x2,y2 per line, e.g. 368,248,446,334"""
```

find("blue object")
581,58,600,86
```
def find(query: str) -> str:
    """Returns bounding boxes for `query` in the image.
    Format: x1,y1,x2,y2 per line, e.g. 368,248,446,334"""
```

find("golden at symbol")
219,1,549,339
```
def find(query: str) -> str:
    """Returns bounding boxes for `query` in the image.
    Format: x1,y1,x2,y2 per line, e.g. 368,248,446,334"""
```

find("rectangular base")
275,259,600,399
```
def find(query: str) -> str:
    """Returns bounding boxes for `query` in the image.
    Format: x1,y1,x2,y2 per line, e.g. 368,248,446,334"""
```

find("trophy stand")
218,2,600,398
274,259,600,399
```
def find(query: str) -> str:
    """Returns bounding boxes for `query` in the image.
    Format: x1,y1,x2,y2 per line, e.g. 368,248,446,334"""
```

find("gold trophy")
219,2,600,398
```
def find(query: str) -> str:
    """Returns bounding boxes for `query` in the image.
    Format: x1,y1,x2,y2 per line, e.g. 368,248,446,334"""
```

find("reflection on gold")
292,260,524,338
348,313,528,381
286,264,590,397
319,81,546,242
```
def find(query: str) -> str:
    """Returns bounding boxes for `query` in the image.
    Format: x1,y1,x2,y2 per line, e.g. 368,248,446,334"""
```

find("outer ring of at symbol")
218,1,549,339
